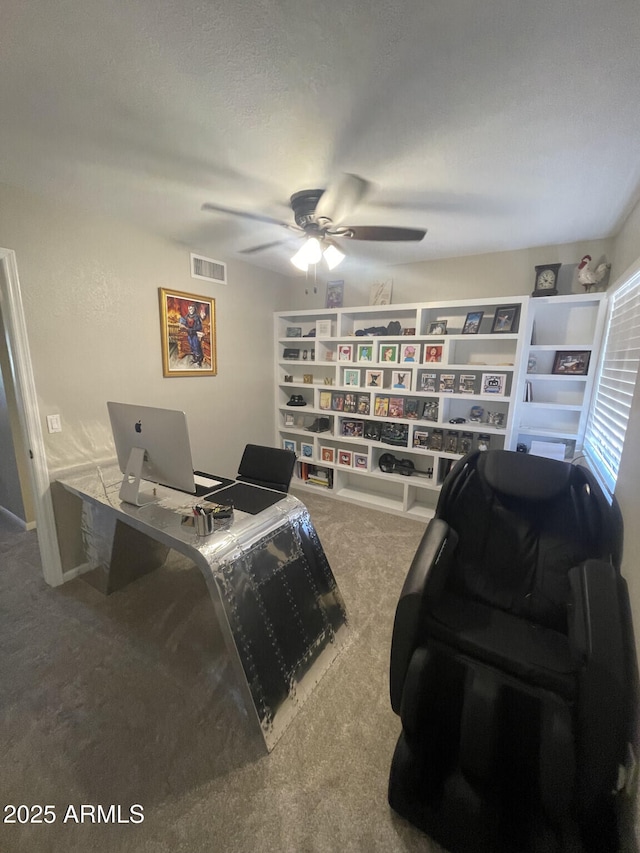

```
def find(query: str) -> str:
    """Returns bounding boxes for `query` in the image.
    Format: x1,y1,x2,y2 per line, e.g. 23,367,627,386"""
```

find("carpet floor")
0,493,450,853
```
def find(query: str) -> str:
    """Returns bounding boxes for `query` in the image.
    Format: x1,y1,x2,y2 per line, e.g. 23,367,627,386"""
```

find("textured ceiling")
2,0,640,277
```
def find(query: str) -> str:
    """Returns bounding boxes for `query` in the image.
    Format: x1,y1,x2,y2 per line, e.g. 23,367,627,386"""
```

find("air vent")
190,253,227,284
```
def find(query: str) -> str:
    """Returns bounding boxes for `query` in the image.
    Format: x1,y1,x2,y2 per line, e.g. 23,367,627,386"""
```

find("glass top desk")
57,465,349,752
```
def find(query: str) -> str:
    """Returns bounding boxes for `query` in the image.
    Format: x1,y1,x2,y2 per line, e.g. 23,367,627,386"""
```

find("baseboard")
62,562,93,584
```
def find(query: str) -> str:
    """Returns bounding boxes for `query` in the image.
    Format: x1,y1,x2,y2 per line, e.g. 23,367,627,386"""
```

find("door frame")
0,247,63,586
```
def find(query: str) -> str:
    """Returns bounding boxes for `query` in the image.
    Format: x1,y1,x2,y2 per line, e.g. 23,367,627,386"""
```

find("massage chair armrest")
390,518,458,714
568,559,630,805
568,560,626,672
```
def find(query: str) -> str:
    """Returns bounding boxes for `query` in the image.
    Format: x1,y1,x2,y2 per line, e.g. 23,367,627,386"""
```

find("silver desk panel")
58,466,349,751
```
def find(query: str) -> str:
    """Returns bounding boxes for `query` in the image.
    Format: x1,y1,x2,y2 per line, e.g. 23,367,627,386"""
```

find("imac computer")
107,401,216,506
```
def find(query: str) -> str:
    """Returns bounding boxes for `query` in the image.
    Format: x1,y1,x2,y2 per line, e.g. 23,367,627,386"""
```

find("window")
584,264,640,496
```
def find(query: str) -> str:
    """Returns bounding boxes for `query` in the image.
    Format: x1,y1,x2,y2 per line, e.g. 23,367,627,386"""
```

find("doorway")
0,247,63,586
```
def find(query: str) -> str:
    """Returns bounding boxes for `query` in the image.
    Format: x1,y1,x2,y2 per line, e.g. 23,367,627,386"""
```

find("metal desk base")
58,467,349,751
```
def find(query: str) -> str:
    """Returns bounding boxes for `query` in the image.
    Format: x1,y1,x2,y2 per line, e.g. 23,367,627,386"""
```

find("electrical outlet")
46,414,62,433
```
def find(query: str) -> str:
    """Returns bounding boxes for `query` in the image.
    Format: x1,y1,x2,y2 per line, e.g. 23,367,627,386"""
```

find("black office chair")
236,443,297,493
389,449,633,853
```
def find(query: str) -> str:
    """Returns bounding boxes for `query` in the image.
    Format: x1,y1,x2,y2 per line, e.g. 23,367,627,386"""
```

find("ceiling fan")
201,174,427,271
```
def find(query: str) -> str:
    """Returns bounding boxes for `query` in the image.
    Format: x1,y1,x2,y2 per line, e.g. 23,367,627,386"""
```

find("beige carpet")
0,492,450,853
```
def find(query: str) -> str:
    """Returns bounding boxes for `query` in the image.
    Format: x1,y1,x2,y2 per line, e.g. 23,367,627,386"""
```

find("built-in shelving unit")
511,293,606,460
274,293,605,520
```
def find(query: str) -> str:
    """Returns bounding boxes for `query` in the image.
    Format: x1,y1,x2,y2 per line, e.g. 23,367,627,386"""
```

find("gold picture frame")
159,288,217,377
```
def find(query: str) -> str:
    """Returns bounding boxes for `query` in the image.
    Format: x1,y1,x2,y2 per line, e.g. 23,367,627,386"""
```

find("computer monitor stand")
119,446,158,506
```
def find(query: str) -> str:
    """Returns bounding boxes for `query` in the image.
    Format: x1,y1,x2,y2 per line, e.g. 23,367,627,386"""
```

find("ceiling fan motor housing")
290,189,326,230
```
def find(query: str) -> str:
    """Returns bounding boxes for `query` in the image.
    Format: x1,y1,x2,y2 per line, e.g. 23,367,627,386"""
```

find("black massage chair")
389,449,634,852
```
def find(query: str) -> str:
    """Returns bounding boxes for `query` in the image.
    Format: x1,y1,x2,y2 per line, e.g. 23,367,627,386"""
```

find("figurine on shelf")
577,255,611,292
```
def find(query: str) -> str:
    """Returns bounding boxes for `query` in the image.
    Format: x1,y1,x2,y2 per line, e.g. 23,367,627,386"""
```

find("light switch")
46,414,62,433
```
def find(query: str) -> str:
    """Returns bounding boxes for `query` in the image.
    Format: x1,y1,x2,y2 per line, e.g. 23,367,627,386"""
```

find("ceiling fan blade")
239,238,295,254
314,174,371,226
341,226,427,242
201,202,299,231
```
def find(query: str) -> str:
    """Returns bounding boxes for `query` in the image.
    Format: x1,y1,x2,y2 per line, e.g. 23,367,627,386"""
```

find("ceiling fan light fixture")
291,236,322,271
290,249,309,271
323,242,345,270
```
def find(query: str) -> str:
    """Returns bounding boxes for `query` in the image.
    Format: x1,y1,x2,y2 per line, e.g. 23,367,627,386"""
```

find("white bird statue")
577,255,610,291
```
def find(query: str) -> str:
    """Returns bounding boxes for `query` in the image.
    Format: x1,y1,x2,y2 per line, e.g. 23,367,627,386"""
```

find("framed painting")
462,311,484,334
423,344,443,363
400,343,420,363
344,368,361,387
380,343,399,363
491,305,520,334
321,447,335,464
552,350,591,375
159,288,216,377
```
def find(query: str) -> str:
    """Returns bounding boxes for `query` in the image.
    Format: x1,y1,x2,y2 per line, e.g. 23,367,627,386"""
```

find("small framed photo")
301,442,314,459
283,348,301,360
353,453,369,470
283,439,296,453
424,345,443,364
392,370,410,389
338,449,353,467
365,369,383,388
338,344,353,361
357,343,374,362
380,344,399,363
287,326,302,337
482,373,507,395
316,319,332,338
462,311,484,335
491,305,520,334
321,447,335,464
552,350,591,375
427,321,448,335
400,343,421,363
284,413,295,426
344,368,361,387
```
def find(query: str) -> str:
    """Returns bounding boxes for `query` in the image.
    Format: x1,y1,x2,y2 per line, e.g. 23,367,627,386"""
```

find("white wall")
284,238,613,309
0,181,289,498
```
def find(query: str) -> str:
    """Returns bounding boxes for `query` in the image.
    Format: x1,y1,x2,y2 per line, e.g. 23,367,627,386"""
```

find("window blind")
584,267,640,496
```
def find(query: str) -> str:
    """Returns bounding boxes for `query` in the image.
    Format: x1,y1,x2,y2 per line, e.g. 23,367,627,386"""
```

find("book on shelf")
298,462,333,488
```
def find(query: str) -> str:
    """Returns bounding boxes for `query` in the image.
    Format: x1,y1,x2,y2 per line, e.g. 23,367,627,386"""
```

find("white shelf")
526,374,588,382
518,427,580,440
522,402,583,411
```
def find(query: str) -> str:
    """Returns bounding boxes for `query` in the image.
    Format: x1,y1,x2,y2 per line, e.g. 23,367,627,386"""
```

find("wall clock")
532,263,561,297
